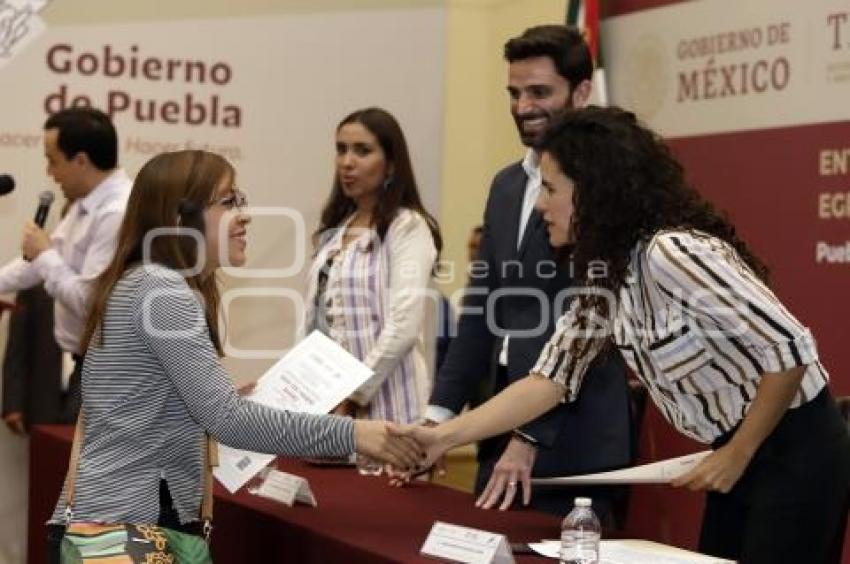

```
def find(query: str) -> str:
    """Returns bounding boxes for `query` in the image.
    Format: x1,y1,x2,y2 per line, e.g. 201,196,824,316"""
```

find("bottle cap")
574,497,592,507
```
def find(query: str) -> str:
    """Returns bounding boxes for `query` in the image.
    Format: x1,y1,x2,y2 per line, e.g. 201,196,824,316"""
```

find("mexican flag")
566,0,607,105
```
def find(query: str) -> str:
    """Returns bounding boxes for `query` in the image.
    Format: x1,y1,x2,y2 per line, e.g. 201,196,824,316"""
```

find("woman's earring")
382,175,394,190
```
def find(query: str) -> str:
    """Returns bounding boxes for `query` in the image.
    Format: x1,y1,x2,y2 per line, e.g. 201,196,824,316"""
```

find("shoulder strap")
202,435,217,521
64,413,217,525
63,413,85,519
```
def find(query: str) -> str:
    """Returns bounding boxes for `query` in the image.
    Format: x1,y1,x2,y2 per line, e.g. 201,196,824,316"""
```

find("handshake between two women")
351,419,446,475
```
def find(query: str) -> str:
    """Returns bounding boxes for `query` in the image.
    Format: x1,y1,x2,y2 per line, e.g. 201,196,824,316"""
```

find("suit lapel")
502,172,525,258
517,210,544,259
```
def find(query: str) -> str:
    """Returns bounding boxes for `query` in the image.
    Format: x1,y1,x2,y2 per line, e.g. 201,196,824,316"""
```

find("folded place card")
420,521,515,564
249,469,317,508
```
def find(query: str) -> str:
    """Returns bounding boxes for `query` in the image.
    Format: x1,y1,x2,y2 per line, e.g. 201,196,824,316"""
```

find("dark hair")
82,150,233,354
537,106,768,323
504,25,593,88
316,107,442,254
44,107,118,170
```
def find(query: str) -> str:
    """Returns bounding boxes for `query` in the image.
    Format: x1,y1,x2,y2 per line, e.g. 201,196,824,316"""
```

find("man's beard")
514,112,551,146
514,95,574,146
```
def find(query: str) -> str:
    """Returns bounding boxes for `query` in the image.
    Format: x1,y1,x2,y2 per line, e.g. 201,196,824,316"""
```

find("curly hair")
536,106,768,353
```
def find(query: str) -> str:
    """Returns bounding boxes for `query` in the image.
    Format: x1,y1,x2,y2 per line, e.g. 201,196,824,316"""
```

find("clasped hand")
353,421,447,478
382,426,537,511
21,221,50,261
352,420,438,472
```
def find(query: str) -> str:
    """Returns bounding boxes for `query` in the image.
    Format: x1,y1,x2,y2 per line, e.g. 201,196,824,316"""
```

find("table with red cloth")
28,425,561,563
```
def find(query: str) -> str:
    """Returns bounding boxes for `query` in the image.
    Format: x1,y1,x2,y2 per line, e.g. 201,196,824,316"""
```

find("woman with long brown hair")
302,108,442,431
46,150,422,561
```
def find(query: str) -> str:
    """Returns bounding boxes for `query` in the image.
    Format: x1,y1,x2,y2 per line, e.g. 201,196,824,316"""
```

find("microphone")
23,191,55,261
34,190,55,227
0,174,14,196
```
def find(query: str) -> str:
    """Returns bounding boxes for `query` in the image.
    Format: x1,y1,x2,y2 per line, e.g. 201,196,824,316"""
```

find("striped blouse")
533,230,828,444
302,209,437,424
50,264,354,526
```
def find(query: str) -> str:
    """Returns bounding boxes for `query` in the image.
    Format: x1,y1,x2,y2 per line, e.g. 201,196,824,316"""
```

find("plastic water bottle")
560,497,600,564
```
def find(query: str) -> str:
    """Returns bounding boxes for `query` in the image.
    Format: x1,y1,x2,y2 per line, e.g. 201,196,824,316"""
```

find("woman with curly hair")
411,107,850,563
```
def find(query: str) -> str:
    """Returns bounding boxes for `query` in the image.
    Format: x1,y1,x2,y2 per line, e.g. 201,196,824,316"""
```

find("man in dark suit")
426,25,632,519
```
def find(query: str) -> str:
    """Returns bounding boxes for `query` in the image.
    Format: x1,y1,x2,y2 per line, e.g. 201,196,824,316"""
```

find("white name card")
420,521,515,564
250,469,317,508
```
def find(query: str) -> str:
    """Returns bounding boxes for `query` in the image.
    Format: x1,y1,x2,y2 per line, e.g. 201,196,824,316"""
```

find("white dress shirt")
499,150,541,365
516,150,541,249
0,169,131,354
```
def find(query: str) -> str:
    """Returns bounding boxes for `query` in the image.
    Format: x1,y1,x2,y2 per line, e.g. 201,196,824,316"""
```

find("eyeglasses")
215,188,248,210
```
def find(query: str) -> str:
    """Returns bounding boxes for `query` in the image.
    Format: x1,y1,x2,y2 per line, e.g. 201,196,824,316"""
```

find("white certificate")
530,451,711,486
214,331,373,493
529,539,734,563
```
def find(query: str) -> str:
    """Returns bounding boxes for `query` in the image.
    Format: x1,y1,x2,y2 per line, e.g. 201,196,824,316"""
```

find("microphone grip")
25,193,54,261
34,203,51,228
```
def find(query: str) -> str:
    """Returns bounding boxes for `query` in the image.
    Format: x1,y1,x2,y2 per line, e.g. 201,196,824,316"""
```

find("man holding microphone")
0,107,131,425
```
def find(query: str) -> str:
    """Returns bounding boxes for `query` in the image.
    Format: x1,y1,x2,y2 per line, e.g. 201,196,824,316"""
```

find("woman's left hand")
671,444,753,494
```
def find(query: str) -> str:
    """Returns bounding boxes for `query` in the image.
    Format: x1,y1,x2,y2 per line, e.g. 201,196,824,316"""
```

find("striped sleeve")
646,231,818,374
530,296,609,402
133,266,355,458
